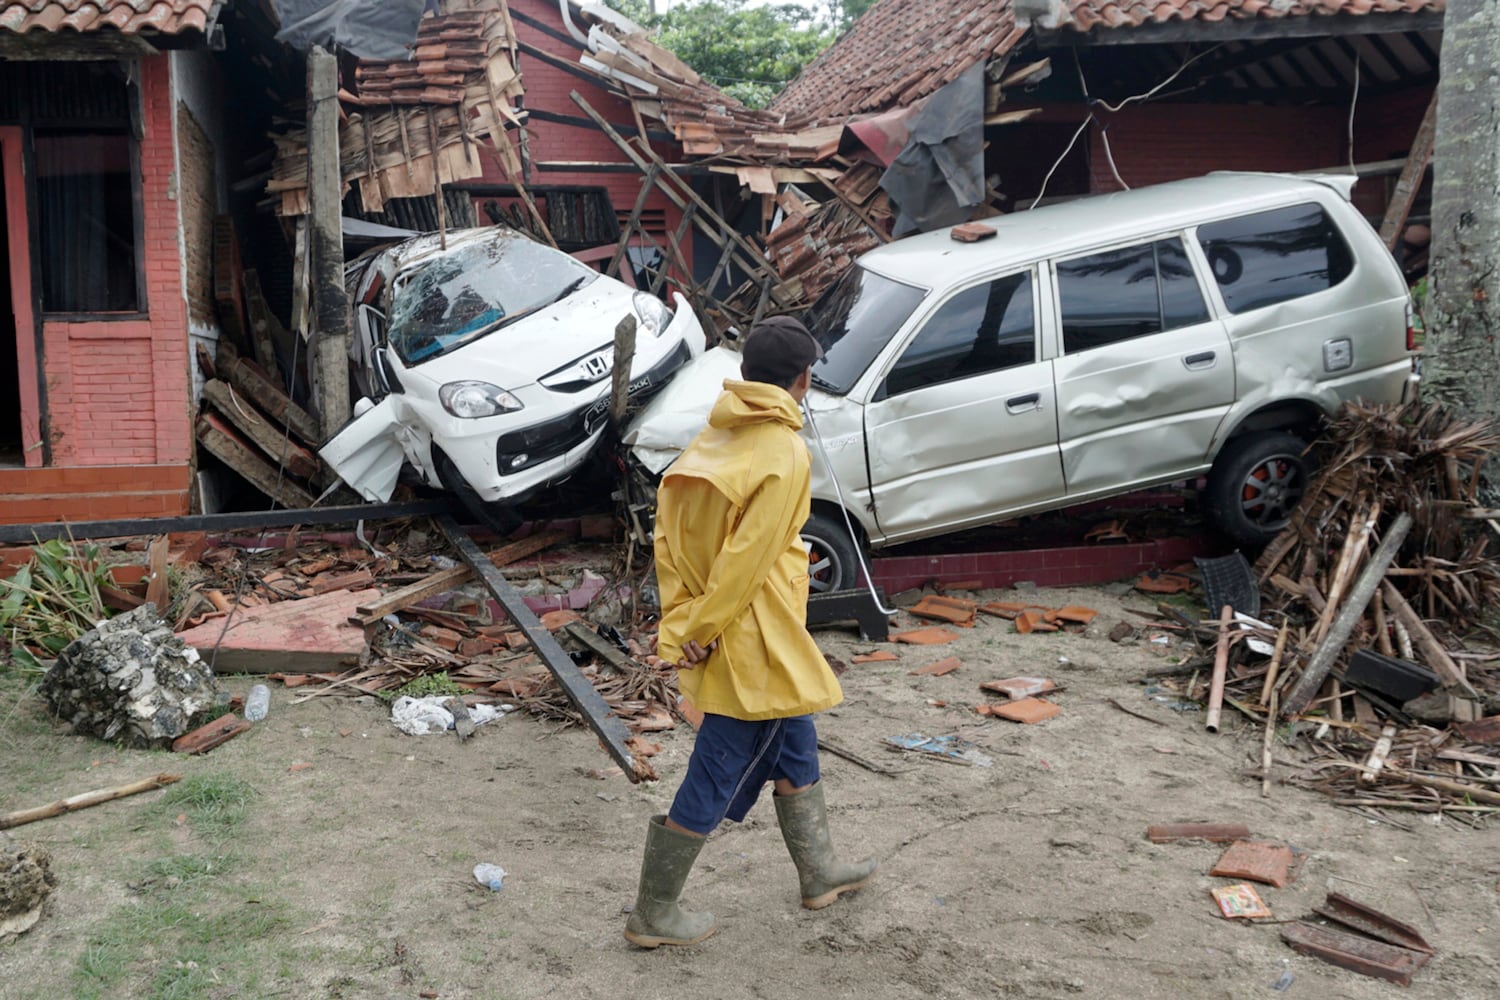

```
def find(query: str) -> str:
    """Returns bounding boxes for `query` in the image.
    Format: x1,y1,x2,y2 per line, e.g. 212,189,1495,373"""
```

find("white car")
627,172,1419,592
322,227,703,531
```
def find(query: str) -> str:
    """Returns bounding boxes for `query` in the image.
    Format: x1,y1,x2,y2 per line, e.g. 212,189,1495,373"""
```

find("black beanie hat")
740,315,824,386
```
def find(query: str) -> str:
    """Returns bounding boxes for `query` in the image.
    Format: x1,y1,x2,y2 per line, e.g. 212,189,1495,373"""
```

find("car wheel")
435,451,522,537
1206,431,1313,546
802,511,862,594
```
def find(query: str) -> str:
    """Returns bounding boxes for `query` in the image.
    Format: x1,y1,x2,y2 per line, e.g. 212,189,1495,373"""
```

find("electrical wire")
1028,116,1093,211
1089,42,1225,114
1347,51,1361,175
801,400,898,617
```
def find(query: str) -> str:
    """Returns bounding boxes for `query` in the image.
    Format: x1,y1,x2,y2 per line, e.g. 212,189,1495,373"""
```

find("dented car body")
627,172,1418,588
322,228,702,526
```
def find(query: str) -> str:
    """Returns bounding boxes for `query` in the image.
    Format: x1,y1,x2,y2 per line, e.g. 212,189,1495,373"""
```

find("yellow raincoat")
654,379,843,721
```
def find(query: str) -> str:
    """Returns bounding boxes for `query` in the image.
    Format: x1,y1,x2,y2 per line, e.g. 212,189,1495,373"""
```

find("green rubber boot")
623,816,717,948
774,782,877,910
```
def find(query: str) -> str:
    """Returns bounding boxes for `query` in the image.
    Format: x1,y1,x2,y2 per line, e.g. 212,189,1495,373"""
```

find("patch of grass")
72,848,297,1000
383,671,465,702
143,773,257,841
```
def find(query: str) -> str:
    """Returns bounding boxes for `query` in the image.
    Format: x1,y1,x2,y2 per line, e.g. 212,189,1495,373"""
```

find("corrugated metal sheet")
0,0,216,37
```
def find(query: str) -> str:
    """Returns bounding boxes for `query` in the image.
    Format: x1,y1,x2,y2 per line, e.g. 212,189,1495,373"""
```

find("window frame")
32,126,148,320
1051,233,1212,356
874,266,1041,401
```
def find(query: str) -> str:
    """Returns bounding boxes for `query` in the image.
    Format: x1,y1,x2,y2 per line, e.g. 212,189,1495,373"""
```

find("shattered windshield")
387,233,600,365
802,265,927,395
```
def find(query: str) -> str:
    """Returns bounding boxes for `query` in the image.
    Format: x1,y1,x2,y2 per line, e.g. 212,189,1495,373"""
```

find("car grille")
495,405,594,474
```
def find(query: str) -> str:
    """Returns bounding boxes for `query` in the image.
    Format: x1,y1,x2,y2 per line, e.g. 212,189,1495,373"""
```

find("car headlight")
439,381,524,418
633,292,673,338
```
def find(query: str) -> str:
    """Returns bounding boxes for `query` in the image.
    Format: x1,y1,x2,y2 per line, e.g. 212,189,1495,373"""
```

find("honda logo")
582,351,611,380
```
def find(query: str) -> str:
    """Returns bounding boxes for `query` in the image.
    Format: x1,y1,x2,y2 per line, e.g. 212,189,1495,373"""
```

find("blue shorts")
667,714,821,836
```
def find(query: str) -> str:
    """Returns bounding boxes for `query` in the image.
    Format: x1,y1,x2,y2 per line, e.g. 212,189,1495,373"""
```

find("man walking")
624,316,877,949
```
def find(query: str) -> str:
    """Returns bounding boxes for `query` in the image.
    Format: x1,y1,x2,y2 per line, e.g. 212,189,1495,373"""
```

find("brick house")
0,1,232,524
771,0,1444,228
0,0,698,527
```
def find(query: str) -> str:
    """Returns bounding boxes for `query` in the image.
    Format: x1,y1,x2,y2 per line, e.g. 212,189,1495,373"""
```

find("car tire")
802,511,862,594
1205,431,1314,546
435,451,522,538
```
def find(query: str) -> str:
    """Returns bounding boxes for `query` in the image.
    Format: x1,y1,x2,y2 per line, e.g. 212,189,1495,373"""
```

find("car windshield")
386,233,600,365
802,265,927,394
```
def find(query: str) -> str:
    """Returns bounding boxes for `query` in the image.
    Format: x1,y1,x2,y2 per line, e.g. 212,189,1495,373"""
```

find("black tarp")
272,0,430,61
879,62,988,238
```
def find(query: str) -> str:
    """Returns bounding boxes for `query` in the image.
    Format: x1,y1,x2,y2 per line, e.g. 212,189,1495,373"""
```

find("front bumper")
449,339,694,503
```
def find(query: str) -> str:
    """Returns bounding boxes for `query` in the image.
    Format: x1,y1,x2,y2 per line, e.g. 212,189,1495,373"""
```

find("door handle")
1006,392,1041,414
1183,351,1217,371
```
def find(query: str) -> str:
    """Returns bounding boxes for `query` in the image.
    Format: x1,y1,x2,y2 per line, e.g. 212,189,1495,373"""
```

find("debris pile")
40,604,225,749
1184,401,1500,818
0,842,56,940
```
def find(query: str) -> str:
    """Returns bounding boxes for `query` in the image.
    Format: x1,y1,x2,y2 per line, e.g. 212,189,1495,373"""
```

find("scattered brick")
1210,840,1306,888
910,656,961,677
981,677,1057,699
851,650,899,663
892,627,961,645
988,697,1060,724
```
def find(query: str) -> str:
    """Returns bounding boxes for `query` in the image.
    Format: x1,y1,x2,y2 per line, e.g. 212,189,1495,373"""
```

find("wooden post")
1281,512,1413,718
1204,604,1233,733
610,314,637,426
307,45,350,443
1379,91,1439,251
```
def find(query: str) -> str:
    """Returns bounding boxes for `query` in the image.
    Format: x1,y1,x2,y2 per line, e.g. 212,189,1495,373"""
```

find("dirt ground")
3,580,1498,1000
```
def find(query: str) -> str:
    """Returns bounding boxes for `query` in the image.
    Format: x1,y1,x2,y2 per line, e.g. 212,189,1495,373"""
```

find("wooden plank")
202,380,321,481
353,565,475,625
242,268,282,375
218,339,322,445
196,412,317,509
1379,91,1439,250
177,587,379,674
435,515,653,783
1380,581,1479,697
1281,513,1412,718
145,535,170,612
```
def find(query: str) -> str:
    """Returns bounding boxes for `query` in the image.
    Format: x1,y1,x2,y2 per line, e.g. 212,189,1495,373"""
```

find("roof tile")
775,0,1443,120
0,0,214,37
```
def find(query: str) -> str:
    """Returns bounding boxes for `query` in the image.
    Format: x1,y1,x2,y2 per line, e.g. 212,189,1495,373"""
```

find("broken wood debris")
0,773,181,831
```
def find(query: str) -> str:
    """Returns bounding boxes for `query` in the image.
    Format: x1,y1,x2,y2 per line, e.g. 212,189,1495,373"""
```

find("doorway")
1,126,40,467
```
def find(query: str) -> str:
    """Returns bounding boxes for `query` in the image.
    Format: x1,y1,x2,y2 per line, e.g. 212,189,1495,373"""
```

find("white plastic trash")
473,863,507,891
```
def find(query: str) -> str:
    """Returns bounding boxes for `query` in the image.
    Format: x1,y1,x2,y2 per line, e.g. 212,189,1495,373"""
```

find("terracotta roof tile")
0,0,215,37
1064,0,1444,32
774,0,1443,120
773,0,1018,122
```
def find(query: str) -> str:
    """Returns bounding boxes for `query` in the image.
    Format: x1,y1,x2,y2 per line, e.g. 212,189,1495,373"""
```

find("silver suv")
626,172,1419,591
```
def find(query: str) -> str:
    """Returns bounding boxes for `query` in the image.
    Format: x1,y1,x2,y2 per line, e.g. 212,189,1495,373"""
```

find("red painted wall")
483,0,686,247
1085,102,1345,194
42,54,191,469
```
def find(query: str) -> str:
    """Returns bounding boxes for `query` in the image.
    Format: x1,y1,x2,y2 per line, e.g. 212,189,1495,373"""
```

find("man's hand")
677,639,717,669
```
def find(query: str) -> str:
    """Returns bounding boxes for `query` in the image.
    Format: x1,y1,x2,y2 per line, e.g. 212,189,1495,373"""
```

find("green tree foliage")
604,1,878,108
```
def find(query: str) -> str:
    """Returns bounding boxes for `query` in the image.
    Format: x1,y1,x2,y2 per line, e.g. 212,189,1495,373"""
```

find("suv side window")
1057,238,1209,354
882,271,1035,397
1196,202,1354,314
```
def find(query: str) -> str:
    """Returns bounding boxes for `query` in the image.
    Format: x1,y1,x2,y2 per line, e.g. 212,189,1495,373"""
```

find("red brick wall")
488,0,686,244
1085,102,1345,194
42,53,191,470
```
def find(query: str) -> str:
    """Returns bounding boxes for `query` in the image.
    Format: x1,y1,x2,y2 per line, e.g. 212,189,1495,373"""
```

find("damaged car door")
862,267,1065,541
1051,236,1235,497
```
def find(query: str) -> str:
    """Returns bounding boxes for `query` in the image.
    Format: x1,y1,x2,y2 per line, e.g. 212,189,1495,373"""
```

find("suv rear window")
1196,203,1354,314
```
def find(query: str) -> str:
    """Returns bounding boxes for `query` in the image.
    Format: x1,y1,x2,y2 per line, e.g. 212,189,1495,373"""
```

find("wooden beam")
202,379,321,481
1280,512,1412,718
1040,12,1444,47
1379,90,1439,250
196,412,317,509
215,341,322,446
307,46,350,444
435,515,654,783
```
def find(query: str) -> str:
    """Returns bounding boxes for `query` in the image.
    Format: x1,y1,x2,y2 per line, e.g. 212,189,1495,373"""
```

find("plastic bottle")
245,683,270,722
473,863,506,892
